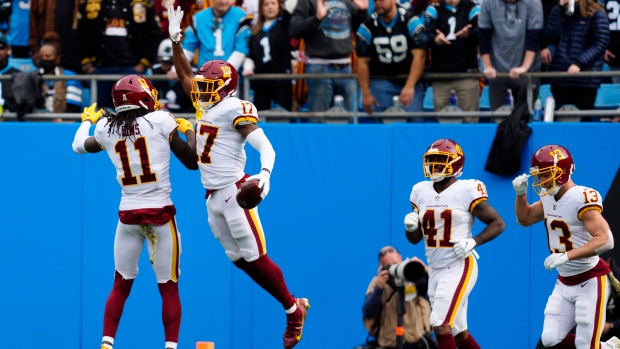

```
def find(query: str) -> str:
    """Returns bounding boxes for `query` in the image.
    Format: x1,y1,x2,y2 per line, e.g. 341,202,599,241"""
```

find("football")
236,180,263,209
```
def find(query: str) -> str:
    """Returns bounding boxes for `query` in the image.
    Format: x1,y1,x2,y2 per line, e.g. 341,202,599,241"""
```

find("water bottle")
449,89,457,106
392,95,401,109
333,95,345,109
544,97,555,122
533,95,543,121
506,89,514,107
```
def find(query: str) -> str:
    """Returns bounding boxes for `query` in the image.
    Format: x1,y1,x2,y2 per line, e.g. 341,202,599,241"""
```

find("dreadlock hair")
104,108,153,140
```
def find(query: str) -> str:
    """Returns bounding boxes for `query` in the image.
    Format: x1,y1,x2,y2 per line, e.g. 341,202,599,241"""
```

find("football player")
404,139,506,349
168,7,310,349
513,145,620,349
71,75,198,349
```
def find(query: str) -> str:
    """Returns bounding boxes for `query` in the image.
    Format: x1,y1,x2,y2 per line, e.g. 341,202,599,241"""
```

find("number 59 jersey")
94,111,179,211
541,185,604,277
196,97,259,190
410,179,488,269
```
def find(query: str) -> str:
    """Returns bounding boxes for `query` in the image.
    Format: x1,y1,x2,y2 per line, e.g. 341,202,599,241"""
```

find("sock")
285,303,298,314
457,333,481,349
165,341,178,349
158,281,182,344
436,332,457,349
101,336,114,349
549,334,576,349
102,271,134,339
233,254,296,309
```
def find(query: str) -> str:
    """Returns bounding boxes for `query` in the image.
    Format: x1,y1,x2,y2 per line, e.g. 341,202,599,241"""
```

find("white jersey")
541,185,603,277
94,110,178,211
196,97,259,190
410,179,488,269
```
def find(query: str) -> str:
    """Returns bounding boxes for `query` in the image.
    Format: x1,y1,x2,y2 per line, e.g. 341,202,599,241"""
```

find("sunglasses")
378,247,396,258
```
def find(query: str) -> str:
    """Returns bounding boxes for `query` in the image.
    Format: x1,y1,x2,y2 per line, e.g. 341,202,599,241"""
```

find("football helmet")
191,60,238,109
112,74,160,112
530,144,575,197
423,139,465,182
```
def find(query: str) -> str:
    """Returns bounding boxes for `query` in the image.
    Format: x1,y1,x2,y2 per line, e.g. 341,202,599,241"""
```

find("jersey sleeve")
230,99,259,128
355,21,374,57
466,180,489,213
577,188,604,221
161,112,179,143
407,15,428,49
93,118,108,150
234,14,252,55
409,185,419,211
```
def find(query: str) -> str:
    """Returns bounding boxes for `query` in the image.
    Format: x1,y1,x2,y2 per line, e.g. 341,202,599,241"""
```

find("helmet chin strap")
542,184,562,197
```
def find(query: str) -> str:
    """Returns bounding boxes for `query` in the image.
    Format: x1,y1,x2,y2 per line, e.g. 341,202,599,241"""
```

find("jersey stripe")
469,6,481,21
232,115,258,127
357,24,372,44
244,207,267,256
468,197,487,212
169,218,181,282
425,6,437,20
577,204,603,221
444,254,475,327
591,275,606,349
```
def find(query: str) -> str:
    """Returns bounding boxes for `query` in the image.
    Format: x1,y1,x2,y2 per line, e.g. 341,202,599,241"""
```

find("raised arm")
513,173,545,226
72,104,104,154
168,7,195,97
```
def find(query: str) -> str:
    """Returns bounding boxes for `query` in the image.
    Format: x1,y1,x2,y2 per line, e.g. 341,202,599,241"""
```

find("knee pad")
574,300,590,326
540,329,561,347
227,215,252,241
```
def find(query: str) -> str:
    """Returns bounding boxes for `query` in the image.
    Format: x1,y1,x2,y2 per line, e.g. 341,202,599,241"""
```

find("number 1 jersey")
541,185,604,277
94,111,178,211
410,179,488,268
196,97,259,190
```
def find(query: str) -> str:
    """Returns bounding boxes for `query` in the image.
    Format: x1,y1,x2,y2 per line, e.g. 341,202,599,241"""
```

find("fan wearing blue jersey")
356,0,427,117
181,0,252,70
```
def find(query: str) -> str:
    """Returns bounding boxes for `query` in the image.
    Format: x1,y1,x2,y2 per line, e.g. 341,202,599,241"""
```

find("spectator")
37,32,82,113
290,0,368,112
425,0,480,123
7,0,31,59
181,0,252,71
356,0,427,121
604,0,620,83
0,35,20,115
362,246,436,349
244,0,294,111
72,0,163,109
151,38,193,113
155,0,194,38
478,0,543,111
29,0,80,73
540,0,608,120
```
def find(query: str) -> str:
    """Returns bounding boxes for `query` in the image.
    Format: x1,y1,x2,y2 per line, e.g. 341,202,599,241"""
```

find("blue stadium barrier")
0,123,619,349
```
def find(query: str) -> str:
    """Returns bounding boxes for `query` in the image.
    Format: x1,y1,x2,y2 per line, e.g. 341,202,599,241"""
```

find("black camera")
382,258,426,283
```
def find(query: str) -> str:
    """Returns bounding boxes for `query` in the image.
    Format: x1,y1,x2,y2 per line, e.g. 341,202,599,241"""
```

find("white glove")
512,173,530,196
404,209,419,232
449,238,477,259
168,6,184,43
544,253,569,271
247,169,271,199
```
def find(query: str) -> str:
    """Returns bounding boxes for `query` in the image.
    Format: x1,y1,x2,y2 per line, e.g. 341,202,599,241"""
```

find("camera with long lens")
382,258,426,284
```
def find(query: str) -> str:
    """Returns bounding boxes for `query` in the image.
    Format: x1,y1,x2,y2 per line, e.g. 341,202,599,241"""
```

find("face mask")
37,59,56,72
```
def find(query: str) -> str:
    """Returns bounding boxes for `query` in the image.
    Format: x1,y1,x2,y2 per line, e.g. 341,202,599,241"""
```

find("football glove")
449,238,477,259
168,7,184,43
512,173,530,196
544,253,569,270
81,103,103,123
404,209,419,232
247,169,270,199
176,118,194,134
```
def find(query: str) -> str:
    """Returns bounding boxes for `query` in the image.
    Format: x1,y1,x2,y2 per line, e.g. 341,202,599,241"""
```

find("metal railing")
1,71,619,122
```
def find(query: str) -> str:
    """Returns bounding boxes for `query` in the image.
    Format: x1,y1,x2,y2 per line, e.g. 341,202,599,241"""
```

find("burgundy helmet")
191,60,238,109
422,139,465,182
112,74,160,113
530,144,575,196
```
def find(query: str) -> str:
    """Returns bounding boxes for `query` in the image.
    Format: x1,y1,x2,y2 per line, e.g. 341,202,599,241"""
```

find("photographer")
362,246,437,349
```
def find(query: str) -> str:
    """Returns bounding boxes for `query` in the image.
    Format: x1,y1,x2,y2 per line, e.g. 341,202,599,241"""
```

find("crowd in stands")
0,0,619,122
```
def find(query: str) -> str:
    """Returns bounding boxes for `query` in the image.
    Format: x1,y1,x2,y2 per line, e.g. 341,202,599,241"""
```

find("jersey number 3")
544,218,574,253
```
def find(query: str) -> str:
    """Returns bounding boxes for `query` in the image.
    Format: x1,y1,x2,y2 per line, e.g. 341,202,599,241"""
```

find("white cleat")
606,336,620,349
